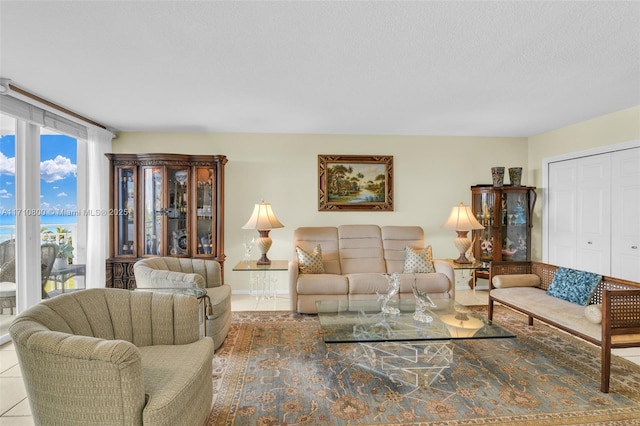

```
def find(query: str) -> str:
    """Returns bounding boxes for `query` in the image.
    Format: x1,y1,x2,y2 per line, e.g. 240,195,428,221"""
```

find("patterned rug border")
209,307,640,426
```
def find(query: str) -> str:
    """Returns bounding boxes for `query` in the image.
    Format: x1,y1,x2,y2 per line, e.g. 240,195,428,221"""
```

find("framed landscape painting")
318,154,394,211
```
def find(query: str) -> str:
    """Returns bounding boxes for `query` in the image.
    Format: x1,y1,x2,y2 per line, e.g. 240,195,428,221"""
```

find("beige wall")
113,105,639,291
527,106,640,260
113,133,528,291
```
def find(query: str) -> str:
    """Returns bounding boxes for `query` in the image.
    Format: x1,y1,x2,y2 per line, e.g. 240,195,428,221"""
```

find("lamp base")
255,229,272,265
453,254,472,264
453,231,472,264
256,254,271,265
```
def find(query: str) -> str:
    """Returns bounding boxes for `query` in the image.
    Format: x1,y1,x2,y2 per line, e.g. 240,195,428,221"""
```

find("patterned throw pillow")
296,245,325,274
403,246,435,273
546,267,602,306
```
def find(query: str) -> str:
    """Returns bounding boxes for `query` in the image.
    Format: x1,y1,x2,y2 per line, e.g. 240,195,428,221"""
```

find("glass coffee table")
316,298,515,387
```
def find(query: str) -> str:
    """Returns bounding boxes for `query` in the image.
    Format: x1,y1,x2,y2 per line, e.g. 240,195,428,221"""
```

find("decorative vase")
491,167,505,187
509,167,523,186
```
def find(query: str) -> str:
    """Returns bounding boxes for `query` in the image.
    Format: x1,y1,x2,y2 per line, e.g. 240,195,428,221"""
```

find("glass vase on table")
242,236,255,267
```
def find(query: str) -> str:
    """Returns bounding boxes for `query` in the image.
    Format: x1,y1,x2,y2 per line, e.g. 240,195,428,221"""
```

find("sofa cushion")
347,273,391,294
139,339,214,425
407,273,452,294
546,267,602,306
403,246,435,273
296,274,348,295
296,245,325,274
491,287,601,342
492,274,541,288
338,225,386,274
381,226,424,273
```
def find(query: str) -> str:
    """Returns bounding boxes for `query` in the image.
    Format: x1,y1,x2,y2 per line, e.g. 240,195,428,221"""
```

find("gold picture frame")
318,154,394,211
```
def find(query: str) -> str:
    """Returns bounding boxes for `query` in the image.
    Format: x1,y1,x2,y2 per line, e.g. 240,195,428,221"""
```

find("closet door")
576,153,611,275
611,147,640,281
548,159,578,267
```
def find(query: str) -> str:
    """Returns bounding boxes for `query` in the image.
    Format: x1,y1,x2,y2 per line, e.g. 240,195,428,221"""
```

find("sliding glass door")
0,113,81,343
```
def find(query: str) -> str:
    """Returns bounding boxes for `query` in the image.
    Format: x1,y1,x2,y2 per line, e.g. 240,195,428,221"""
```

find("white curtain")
85,127,113,288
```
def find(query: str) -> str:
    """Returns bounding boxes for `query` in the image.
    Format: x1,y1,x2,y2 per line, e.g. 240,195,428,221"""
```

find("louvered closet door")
611,147,640,281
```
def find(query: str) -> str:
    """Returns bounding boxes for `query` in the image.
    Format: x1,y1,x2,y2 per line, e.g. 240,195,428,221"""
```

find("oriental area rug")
207,306,640,425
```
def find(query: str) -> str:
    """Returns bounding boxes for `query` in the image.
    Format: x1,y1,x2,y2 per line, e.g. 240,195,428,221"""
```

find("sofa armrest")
288,260,300,311
433,260,455,298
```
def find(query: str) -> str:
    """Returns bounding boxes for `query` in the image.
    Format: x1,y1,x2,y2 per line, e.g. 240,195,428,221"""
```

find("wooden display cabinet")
471,185,537,263
105,153,226,289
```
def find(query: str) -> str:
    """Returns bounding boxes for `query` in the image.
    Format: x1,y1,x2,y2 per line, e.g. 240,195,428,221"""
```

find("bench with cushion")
488,261,640,392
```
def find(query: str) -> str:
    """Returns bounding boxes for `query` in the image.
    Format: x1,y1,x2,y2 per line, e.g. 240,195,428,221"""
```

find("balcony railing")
0,224,83,295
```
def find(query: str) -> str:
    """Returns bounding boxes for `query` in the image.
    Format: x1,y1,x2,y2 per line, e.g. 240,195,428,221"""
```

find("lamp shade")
241,200,284,265
442,202,484,231
242,201,284,230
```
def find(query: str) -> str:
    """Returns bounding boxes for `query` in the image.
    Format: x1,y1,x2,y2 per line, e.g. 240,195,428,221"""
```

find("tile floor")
1,290,640,424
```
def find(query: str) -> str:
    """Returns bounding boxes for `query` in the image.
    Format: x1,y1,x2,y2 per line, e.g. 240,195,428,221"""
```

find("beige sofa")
133,257,231,350
289,225,455,313
9,288,214,425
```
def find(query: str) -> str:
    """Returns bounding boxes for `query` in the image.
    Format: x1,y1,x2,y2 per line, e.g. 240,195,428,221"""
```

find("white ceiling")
1,1,639,137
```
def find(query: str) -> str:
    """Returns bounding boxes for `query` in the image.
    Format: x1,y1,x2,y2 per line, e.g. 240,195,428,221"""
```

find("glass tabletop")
134,287,207,298
316,299,515,343
437,259,489,270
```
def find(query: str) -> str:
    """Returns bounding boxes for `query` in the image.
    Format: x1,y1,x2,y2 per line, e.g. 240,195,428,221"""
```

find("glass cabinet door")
195,167,214,255
116,167,136,256
167,168,189,256
472,185,536,263
473,190,496,263
501,191,529,261
143,167,163,256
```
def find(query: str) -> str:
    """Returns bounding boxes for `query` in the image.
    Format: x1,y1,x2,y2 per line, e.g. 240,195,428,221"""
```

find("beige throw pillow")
403,246,435,273
492,274,541,288
584,304,602,324
296,245,325,274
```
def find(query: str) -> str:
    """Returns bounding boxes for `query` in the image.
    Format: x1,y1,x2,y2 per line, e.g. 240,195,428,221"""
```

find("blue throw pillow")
546,267,602,306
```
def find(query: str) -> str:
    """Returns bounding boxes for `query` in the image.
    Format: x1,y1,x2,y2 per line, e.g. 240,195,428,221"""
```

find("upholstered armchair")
133,257,231,350
9,288,214,425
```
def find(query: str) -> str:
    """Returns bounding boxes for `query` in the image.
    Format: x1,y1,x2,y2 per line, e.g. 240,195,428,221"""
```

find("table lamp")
241,200,284,265
442,202,484,264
